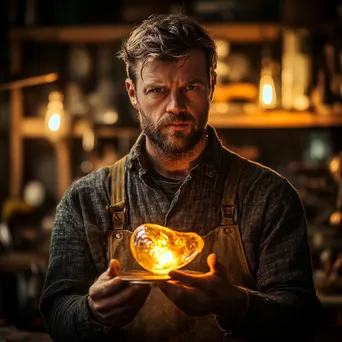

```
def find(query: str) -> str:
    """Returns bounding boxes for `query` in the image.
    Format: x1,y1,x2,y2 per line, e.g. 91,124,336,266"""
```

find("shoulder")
235,157,306,239
59,167,111,208
237,156,301,204
70,167,111,193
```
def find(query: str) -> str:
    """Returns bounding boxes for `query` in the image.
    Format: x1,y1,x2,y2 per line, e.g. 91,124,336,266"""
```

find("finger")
97,299,147,327
159,280,195,298
117,284,151,305
89,277,128,300
107,259,120,278
167,271,210,291
207,253,226,277
104,284,151,308
207,253,216,273
99,305,134,326
159,281,199,308
160,279,196,292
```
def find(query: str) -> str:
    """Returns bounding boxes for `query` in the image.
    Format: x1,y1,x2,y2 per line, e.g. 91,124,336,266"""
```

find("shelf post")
55,139,71,201
9,40,23,200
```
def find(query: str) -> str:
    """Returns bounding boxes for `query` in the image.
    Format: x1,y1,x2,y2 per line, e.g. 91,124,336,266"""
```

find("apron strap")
106,155,128,231
106,151,246,228
221,151,247,225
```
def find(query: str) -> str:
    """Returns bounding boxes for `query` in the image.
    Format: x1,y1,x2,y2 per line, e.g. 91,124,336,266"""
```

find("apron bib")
106,153,254,341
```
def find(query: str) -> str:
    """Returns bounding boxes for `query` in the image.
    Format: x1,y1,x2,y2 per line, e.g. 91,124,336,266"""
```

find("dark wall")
0,1,9,212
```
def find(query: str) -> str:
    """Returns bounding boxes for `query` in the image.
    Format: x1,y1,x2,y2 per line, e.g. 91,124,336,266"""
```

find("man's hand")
159,253,248,321
87,259,151,327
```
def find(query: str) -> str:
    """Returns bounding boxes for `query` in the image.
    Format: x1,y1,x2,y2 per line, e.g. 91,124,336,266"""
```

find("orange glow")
130,223,204,274
44,91,67,141
259,74,277,109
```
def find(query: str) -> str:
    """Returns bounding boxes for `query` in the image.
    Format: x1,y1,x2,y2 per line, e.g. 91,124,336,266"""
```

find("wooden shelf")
21,117,139,138
317,292,342,308
0,251,48,273
20,112,342,137
205,23,280,42
208,110,342,129
8,23,280,43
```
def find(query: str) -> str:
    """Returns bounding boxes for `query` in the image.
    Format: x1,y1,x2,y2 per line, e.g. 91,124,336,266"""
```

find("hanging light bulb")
130,224,204,274
44,91,68,141
259,58,277,110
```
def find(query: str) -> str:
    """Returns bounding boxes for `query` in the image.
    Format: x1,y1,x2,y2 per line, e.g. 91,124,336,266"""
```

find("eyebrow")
143,78,206,92
185,78,206,85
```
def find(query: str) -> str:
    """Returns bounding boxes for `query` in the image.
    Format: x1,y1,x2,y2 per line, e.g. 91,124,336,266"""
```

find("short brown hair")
117,13,217,86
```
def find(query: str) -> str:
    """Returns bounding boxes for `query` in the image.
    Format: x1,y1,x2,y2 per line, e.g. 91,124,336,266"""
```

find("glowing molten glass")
130,224,204,274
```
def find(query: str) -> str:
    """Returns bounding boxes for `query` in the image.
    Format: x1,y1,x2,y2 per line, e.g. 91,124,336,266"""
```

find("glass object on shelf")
130,224,204,274
259,57,277,109
88,45,120,125
44,91,68,141
215,38,230,84
282,28,311,111
311,41,342,116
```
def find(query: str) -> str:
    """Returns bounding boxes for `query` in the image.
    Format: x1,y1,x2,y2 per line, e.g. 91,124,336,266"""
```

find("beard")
137,106,208,155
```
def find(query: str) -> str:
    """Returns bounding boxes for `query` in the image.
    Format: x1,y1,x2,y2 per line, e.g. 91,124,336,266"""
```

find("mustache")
157,113,195,128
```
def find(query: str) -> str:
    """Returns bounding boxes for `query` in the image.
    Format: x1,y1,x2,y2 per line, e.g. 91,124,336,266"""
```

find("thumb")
207,253,225,278
107,259,120,278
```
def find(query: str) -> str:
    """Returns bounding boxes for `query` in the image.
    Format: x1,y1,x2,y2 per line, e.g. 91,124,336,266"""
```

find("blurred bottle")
312,36,342,115
281,28,312,111
281,0,323,111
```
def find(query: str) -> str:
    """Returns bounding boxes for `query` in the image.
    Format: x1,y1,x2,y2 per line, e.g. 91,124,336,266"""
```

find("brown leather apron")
107,154,255,341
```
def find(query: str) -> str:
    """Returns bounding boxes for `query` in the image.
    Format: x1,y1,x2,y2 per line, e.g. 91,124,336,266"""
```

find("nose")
166,90,186,115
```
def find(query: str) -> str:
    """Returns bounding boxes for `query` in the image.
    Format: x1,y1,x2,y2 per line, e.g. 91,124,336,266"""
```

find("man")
40,13,321,342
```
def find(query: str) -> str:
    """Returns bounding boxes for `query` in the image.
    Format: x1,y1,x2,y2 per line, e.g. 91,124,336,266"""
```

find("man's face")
126,51,214,154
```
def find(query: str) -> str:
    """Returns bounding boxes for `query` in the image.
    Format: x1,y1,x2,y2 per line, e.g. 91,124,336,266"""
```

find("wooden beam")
21,111,342,132
9,40,23,200
209,110,342,129
8,23,281,43
55,139,71,201
21,117,140,138
10,40,21,74
205,23,280,42
10,88,23,199
0,73,58,91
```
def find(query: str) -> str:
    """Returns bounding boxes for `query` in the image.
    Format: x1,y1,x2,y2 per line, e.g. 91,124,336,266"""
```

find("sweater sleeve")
39,182,122,342
220,179,322,341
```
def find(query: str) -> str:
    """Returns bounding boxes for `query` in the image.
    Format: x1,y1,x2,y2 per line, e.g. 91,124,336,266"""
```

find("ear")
125,78,138,109
209,71,217,101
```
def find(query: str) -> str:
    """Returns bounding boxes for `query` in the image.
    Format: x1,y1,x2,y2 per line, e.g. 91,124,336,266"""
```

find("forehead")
136,50,208,85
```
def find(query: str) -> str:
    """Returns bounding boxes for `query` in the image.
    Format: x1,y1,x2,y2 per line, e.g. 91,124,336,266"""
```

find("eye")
185,85,198,91
149,88,164,93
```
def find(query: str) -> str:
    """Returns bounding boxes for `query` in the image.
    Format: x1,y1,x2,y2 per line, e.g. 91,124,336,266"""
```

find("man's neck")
145,135,207,180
